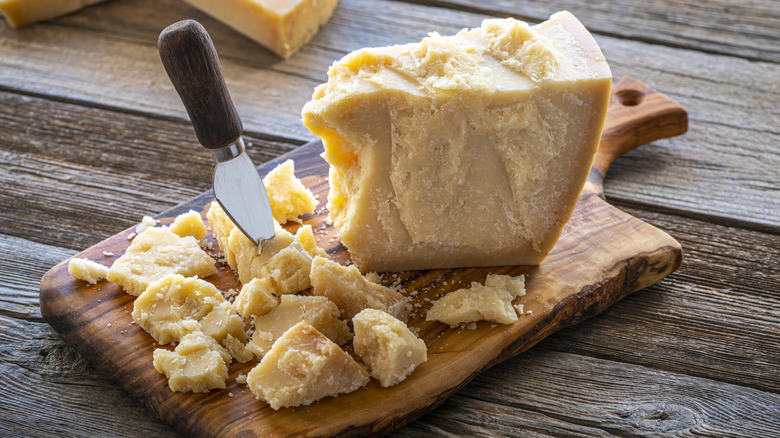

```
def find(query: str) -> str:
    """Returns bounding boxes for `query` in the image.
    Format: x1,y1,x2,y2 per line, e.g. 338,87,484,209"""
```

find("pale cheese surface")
248,294,351,359
182,0,339,58
310,255,409,321
106,226,216,296
169,210,208,241
353,308,427,387
0,0,107,28
426,274,526,327
132,273,245,345
68,258,109,285
302,11,612,272
152,331,230,393
246,321,369,410
262,159,317,224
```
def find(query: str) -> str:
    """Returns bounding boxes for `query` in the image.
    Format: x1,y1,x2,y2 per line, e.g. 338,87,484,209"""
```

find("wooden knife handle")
587,77,688,195
159,20,242,150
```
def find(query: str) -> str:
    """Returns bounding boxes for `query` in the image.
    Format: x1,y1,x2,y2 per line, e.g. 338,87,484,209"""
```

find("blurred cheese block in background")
302,11,612,272
183,0,339,59
0,0,107,28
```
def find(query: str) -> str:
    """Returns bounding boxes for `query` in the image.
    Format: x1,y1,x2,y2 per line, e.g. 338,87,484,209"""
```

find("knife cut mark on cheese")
302,11,612,272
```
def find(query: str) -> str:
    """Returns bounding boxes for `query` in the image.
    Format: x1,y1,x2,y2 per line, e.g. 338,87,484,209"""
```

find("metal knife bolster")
211,137,245,163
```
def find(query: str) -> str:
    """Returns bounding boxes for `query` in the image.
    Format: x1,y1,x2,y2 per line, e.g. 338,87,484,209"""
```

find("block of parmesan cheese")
182,0,339,59
0,0,107,28
302,11,611,272
246,321,369,410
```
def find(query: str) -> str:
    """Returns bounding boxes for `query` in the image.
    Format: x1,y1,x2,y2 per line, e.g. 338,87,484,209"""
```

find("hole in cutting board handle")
617,88,643,106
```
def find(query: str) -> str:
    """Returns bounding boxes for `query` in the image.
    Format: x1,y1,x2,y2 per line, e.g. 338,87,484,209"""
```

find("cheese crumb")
68,258,109,285
426,274,525,327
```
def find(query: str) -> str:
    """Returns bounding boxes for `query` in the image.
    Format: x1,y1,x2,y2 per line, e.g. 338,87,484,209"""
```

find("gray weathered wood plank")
393,349,780,438
401,0,780,62
0,0,776,231
543,204,780,393
0,91,295,250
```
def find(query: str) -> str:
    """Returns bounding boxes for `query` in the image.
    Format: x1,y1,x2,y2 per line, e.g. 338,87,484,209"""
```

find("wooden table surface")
1,0,777,436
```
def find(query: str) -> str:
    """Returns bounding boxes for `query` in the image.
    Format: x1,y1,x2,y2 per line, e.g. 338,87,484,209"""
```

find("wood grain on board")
39,79,687,437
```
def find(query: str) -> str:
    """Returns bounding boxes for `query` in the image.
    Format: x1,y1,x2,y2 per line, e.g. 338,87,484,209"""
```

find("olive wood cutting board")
40,77,687,438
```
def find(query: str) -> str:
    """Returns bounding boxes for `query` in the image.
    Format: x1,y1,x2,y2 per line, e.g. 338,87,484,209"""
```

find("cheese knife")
158,20,275,246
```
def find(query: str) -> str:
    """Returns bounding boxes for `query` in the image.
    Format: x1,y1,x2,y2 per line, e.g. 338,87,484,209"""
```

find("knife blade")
158,19,275,246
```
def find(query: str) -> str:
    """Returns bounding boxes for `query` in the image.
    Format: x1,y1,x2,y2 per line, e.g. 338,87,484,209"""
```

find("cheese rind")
302,12,611,272
247,321,369,409
0,0,107,28
68,258,109,285
426,274,525,327
132,273,246,345
107,226,216,296
353,309,427,387
263,159,318,224
182,0,339,59
310,256,409,321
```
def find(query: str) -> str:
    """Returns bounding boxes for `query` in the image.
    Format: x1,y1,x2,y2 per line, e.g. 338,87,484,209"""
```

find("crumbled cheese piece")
310,256,409,321
233,277,280,319
223,334,254,364
262,160,317,223
426,274,525,327
206,201,326,288
135,215,157,234
169,210,207,240
153,331,230,393
132,274,245,345
246,321,369,410
248,294,350,359
301,12,611,272
107,226,216,296
68,258,109,285
353,309,427,387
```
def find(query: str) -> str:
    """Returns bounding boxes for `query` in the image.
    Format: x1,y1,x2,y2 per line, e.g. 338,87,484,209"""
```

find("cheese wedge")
183,0,339,59
0,0,107,28
246,321,369,409
302,11,611,272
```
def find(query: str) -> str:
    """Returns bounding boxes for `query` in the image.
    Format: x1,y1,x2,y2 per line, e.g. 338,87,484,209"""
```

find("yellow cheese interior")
353,308,427,387
426,274,526,327
152,331,230,393
132,273,245,345
106,226,216,296
310,255,409,321
0,0,107,28
302,11,611,272
183,0,339,59
263,159,318,224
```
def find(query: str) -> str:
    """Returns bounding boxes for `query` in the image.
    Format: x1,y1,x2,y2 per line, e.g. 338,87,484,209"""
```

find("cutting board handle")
158,20,243,150
587,77,688,195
